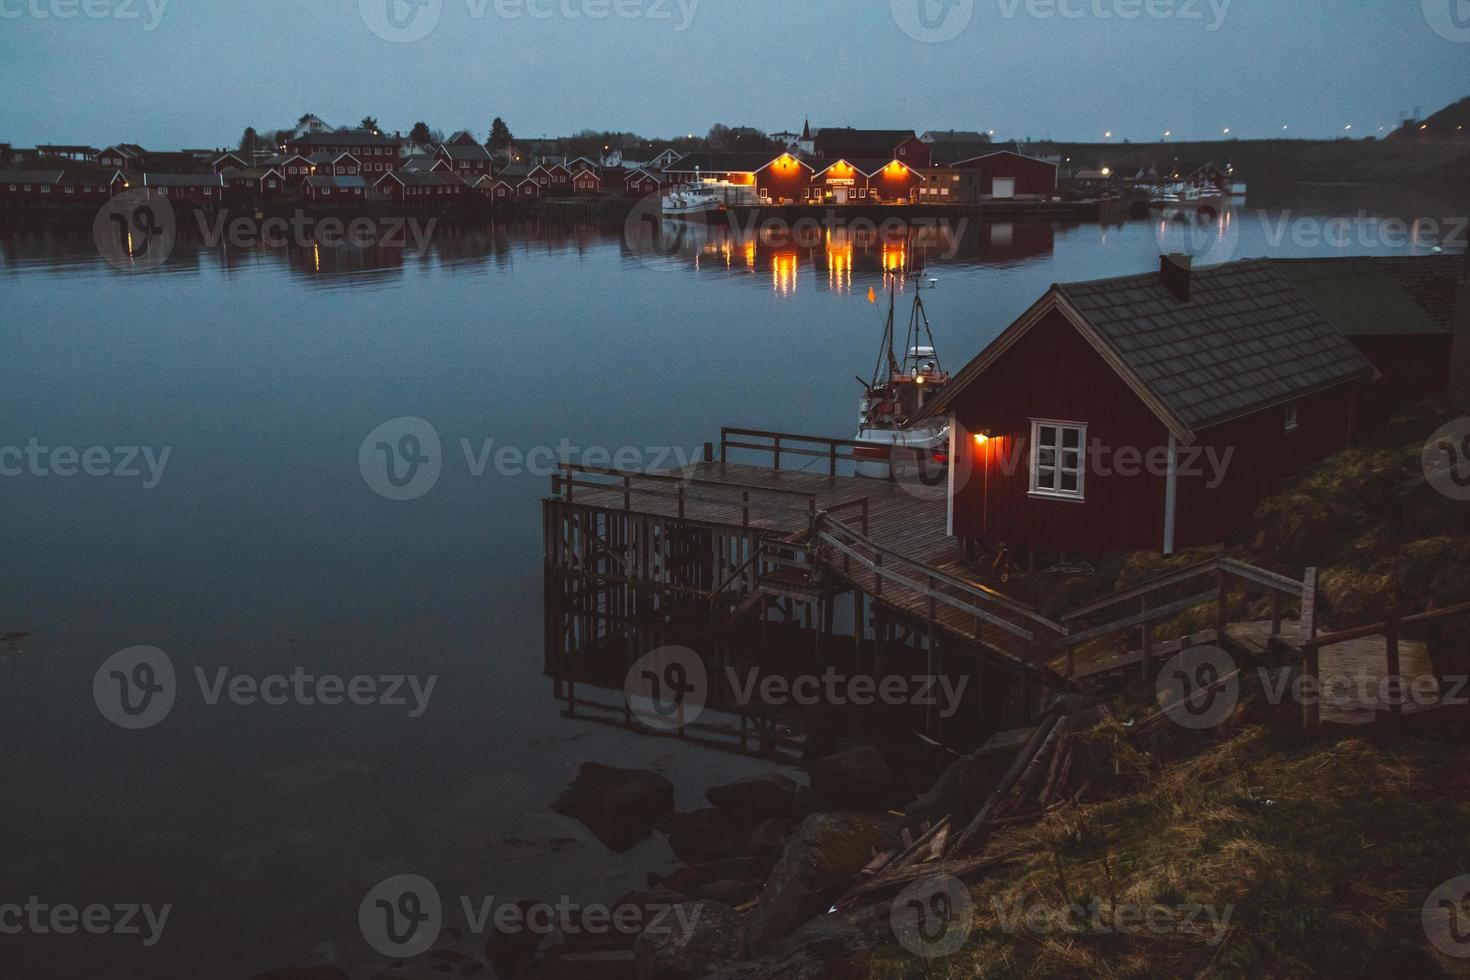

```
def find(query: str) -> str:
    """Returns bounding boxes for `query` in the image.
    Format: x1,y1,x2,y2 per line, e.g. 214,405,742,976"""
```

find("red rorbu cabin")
918,257,1377,559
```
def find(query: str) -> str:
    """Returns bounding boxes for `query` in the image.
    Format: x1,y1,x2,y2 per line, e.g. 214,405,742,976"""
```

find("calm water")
2,185,1465,977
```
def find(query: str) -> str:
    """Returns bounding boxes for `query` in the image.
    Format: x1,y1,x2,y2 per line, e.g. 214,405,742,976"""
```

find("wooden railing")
1056,556,1311,679
720,426,934,478
553,462,821,528
1297,597,1470,729
815,514,1066,663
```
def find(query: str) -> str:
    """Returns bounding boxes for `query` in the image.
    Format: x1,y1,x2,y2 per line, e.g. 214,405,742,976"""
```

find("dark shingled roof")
1375,254,1467,330
438,143,493,161
920,258,1377,437
662,152,781,174
1055,259,1376,430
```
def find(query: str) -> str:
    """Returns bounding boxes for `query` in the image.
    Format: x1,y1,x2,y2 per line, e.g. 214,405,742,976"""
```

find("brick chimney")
1161,253,1192,303
1451,248,1470,412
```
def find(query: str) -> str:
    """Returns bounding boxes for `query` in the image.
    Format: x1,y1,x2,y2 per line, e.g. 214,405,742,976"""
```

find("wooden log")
949,713,1061,856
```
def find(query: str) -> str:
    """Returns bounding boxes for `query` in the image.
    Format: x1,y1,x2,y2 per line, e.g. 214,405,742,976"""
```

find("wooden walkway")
546,428,1467,733
560,459,952,564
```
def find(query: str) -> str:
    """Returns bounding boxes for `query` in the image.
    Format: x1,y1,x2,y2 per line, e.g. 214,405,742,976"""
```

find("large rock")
688,856,769,885
739,818,792,861
695,879,760,907
705,773,812,820
485,898,548,964
610,888,692,948
707,901,893,980
661,808,741,863
552,763,674,851
810,745,892,808
633,901,744,980
515,949,637,980
743,812,901,950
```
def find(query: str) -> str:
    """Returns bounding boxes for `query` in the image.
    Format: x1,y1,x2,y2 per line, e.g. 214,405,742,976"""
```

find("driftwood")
949,712,1062,857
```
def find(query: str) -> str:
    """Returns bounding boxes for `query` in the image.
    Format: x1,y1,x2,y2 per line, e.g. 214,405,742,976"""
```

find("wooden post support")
703,441,714,463
1215,569,1229,637
1140,594,1153,682
1301,567,1318,641
829,442,838,477
1385,585,1403,719
772,435,782,472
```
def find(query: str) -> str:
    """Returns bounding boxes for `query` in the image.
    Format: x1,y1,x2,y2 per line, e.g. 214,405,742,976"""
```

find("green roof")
1273,257,1448,338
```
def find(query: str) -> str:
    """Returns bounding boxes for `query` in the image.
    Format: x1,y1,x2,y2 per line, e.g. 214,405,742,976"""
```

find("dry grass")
860,726,1470,978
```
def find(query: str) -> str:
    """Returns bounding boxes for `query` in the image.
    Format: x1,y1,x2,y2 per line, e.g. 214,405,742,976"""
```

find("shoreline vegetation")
249,401,1470,979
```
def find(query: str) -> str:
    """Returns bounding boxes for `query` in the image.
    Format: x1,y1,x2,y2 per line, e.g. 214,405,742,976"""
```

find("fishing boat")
852,276,951,484
661,184,721,217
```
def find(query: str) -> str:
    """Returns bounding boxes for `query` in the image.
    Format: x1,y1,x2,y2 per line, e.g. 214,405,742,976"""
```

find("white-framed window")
1285,401,1299,431
203,187,212,196
1030,419,1087,501
64,186,75,194
41,185,50,193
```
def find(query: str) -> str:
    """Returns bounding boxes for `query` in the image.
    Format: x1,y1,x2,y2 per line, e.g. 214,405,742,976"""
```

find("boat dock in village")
543,427,1461,751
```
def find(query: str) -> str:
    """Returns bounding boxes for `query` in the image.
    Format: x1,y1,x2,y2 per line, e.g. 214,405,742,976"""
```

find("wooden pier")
543,427,1464,747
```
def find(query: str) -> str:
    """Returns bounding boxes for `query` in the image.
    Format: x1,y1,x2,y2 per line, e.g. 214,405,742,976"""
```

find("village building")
261,153,313,180
285,130,400,175
753,152,813,204
949,149,1059,199
1274,255,1466,432
56,168,127,201
224,167,285,203
813,129,932,168
212,153,248,174
809,159,870,203
528,162,571,194
374,170,465,207
570,167,603,195
918,257,1378,559
141,172,226,204
623,168,664,198
435,142,495,178
1186,161,1230,189
304,173,367,201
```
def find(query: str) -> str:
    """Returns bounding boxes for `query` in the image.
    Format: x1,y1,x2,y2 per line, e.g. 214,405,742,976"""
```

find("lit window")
1285,401,1299,431
1030,420,1086,500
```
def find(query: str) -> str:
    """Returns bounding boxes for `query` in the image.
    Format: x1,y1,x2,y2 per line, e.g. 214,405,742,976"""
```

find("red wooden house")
529,163,570,195
305,174,367,202
754,152,812,204
141,172,226,205
813,129,931,168
285,130,400,175
809,159,870,203
1275,255,1465,433
56,168,126,202
212,153,248,174
262,153,313,181
918,257,1376,558
435,142,495,178
1187,162,1230,190
375,170,466,207
865,159,921,203
570,167,602,195
624,168,663,197
950,149,1058,199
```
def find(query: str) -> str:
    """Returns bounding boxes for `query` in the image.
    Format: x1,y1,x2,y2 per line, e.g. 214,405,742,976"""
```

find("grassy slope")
851,403,1470,977
863,726,1470,978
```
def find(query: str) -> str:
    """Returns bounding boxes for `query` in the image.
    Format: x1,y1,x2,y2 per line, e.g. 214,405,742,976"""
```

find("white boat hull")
852,423,949,483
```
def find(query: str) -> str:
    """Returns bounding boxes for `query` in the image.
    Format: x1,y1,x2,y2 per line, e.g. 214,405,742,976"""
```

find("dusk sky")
0,0,1466,147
